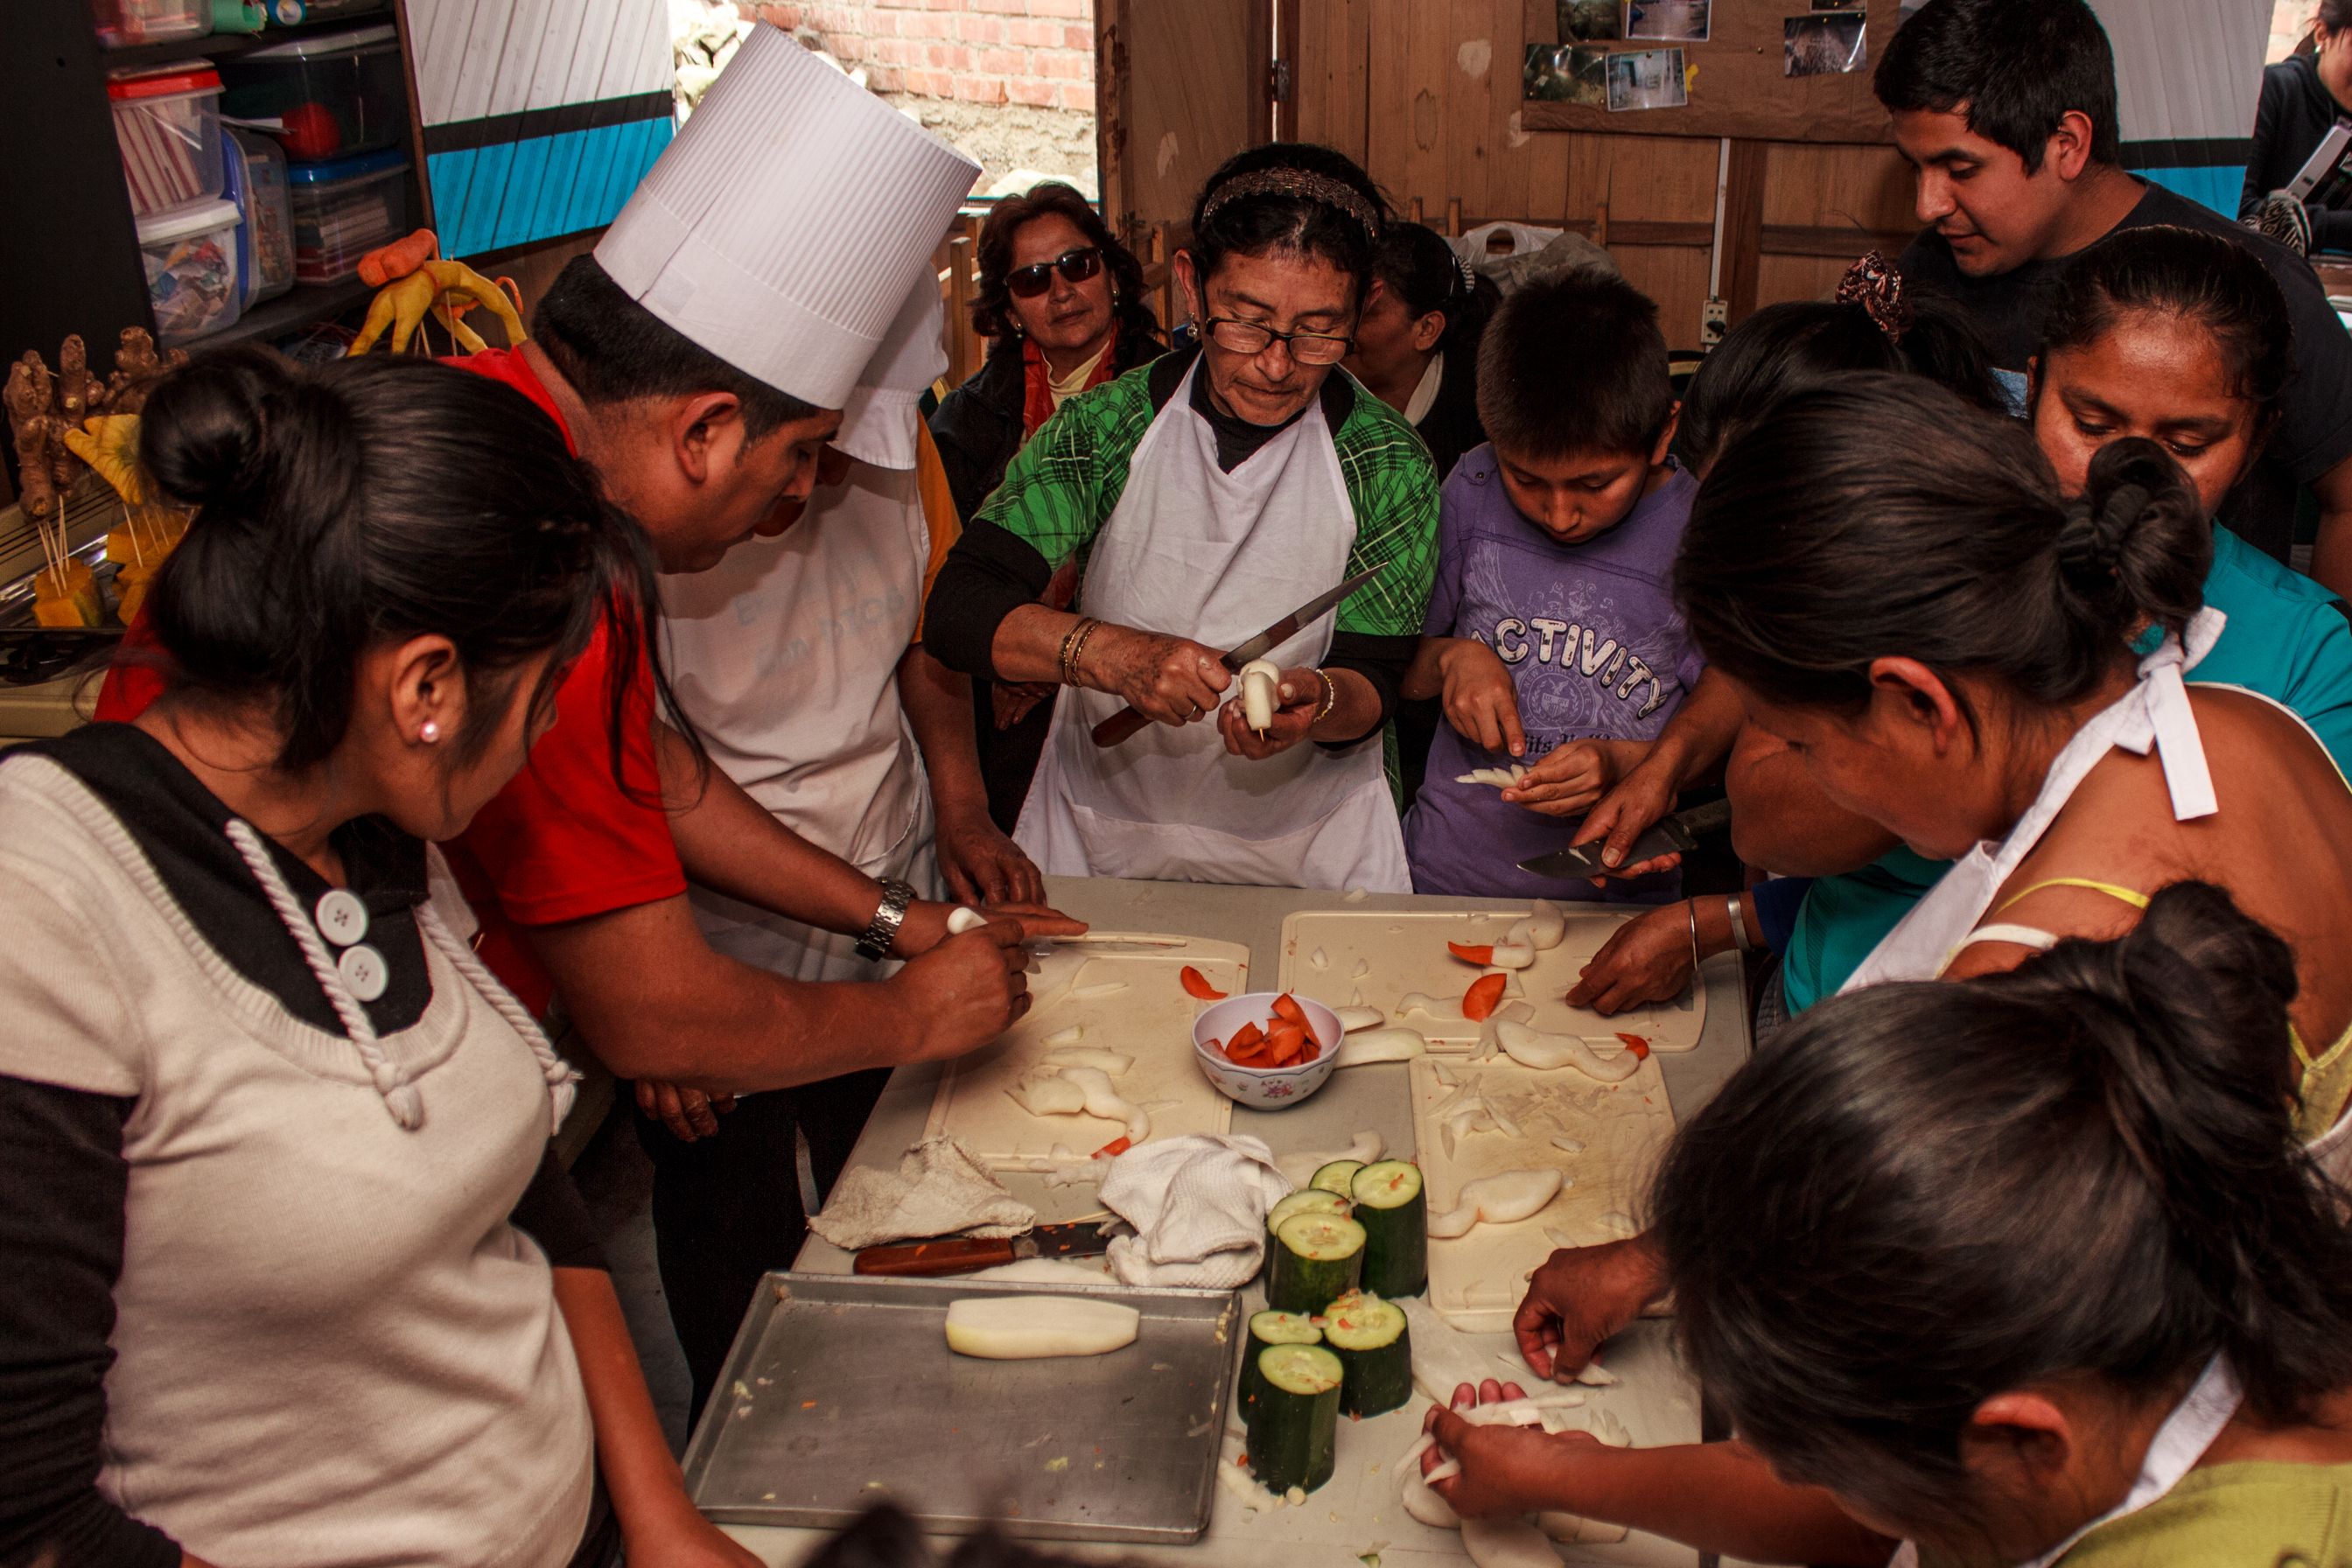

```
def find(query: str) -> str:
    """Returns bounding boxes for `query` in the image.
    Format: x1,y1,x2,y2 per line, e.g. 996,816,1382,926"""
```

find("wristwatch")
856,878,919,962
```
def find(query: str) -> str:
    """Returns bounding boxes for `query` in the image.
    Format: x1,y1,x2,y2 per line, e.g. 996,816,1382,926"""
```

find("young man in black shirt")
1877,0,2352,598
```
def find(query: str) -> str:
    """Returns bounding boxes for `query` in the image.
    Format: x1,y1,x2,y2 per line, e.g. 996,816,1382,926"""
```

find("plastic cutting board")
1277,907,1704,1051
1408,1056,1676,1332
925,936,1249,1166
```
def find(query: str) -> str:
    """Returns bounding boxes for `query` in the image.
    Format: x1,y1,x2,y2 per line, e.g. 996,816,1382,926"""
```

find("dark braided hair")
1654,881,2352,1544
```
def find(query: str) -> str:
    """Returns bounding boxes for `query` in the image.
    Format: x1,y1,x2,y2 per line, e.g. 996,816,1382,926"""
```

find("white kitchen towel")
808,1135,1036,1251
1096,1133,1294,1289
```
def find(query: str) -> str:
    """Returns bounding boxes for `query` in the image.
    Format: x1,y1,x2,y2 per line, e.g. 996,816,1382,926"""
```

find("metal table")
721,876,1754,1567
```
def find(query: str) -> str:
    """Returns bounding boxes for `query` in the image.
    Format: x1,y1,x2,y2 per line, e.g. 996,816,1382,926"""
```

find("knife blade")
1088,568,1385,749
1516,798,1732,882
851,1221,1119,1278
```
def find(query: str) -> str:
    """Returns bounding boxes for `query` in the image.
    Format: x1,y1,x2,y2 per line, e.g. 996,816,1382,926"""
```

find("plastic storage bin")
224,127,296,308
219,24,407,164
90,0,209,48
108,63,225,217
286,148,407,283
136,197,242,345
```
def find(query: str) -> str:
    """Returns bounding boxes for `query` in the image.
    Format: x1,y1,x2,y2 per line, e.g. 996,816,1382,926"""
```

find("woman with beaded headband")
923,144,1441,891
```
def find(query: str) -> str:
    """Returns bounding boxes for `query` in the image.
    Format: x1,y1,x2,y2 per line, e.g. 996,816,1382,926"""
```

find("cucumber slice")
1266,1187,1351,1242
1320,1289,1412,1418
1238,1309,1323,1411
1310,1158,1367,1197
1245,1343,1343,1493
1267,1211,1366,1314
1351,1159,1428,1300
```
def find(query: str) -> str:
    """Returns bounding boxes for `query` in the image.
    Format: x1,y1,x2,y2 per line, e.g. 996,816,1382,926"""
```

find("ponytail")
1651,882,2352,1540
1676,374,2207,722
139,346,663,783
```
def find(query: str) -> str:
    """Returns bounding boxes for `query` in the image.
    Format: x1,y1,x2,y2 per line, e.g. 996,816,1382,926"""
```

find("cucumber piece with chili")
1309,1158,1366,1198
1265,1187,1350,1246
1267,1210,1365,1313
1320,1289,1412,1418
1350,1159,1428,1299
1238,1309,1323,1412
1245,1342,1344,1493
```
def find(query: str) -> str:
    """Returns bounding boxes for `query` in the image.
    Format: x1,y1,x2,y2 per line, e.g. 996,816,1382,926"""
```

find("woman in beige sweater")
0,348,758,1568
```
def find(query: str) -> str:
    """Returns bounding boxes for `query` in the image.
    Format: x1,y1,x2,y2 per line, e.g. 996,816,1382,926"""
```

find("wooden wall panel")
1289,0,1928,344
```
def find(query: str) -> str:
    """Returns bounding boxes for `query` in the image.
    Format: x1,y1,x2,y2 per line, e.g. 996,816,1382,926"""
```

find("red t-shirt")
95,347,685,1014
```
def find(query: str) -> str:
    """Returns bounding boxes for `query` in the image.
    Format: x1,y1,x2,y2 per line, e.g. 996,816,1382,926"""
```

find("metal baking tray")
681,1272,1241,1544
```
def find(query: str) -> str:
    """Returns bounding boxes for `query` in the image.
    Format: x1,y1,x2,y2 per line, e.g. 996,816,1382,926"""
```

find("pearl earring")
419,721,441,744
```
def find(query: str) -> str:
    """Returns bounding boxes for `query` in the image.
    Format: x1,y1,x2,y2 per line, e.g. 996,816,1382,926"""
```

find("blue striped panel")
426,116,672,256
2138,165,2246,219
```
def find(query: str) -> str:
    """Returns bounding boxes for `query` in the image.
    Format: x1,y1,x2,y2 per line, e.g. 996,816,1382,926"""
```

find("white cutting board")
1278,908,1705,1052
1408,1057,1676,1333
924,936,1250,1166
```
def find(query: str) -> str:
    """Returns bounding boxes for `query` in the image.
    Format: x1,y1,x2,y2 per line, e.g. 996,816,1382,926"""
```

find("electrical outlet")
1702,297,1728,346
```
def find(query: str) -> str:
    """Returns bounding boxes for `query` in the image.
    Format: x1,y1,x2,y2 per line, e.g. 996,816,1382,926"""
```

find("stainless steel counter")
724,875,1754,1567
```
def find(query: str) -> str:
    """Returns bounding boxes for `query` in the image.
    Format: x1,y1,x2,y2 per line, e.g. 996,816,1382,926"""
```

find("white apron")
1842,610,2228,993
1014,361,1410,892
660,461,944,985
1886,1357,2241,1568
1840,607,2352,1182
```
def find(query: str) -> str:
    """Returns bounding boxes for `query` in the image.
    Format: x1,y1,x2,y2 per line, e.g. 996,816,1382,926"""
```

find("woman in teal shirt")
1771,225,2352,1015
1577,225,2352,1022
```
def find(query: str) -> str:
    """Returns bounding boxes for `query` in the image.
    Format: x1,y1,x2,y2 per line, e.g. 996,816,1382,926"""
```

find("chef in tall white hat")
646,279,1050,1386
417,24,1082,1408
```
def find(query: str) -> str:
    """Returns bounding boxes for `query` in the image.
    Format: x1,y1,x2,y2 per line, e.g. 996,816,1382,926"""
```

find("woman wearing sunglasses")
924,144,1439,892
929,182,1166,830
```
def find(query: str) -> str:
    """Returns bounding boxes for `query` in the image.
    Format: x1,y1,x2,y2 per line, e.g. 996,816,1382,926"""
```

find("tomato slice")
1271,992,1307,1026
1615,1032,1653,1060
1463,972,1508,1022
1181,965,1228,1000
1229,1021,1265,1050
1446,942,1494,965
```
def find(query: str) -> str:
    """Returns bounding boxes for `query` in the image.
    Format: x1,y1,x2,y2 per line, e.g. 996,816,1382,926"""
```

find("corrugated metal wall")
407,0,675,258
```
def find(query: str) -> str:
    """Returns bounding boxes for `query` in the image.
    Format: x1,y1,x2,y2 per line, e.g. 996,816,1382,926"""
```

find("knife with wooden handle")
851,1221,1119,1278
1087,568,1383,749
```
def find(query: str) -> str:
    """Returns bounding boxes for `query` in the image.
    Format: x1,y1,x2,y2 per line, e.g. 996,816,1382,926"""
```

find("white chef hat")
831,276,947,471
595,25,979,410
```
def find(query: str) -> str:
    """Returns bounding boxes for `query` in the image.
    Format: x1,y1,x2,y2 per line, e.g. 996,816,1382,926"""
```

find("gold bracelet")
1065,619,1103,687
1312,668,1338,723
1056,617,1096,685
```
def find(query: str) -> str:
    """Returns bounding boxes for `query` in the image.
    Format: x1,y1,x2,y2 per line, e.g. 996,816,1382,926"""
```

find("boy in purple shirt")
1403,272,1702,900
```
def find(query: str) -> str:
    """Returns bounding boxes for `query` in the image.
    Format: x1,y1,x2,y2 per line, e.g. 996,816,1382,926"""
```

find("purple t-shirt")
1404,445,1704,900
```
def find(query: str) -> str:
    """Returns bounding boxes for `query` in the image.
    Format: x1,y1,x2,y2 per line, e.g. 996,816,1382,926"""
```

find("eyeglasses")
1202,316,1354,366
1005,247,1104,298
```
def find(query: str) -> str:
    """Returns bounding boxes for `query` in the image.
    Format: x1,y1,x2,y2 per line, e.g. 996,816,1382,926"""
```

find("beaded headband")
1835,251,1912,340
1200,168,1383,242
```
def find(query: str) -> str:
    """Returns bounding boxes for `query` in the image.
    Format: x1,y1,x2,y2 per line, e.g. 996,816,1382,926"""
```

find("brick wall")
746,0,1096,111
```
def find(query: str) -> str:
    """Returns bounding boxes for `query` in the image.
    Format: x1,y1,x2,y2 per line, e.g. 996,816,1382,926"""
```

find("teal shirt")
1782,530,2352,1014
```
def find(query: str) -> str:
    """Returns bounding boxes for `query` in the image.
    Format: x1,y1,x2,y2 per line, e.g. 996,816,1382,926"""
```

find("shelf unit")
2,0,433,384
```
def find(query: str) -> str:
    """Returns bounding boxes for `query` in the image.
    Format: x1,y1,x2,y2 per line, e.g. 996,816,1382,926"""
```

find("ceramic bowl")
1192,991,1342,1110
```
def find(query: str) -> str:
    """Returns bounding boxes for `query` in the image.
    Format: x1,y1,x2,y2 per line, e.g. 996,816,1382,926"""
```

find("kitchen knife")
1516,798,1732,882
1088,567,1384,749
852,1221,1119,1278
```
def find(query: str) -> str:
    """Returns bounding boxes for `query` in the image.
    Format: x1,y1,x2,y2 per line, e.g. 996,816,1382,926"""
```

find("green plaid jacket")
972,360,1440,638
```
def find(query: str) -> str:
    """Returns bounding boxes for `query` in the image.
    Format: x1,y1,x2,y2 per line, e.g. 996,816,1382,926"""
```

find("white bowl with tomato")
1192,991,1342,1110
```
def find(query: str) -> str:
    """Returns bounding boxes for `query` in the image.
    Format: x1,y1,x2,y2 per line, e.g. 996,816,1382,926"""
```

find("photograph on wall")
1606,46,1689,111
1785,13,1867,75
1524,43,1610,105
1626,0,1709,43
1558,0,1621,41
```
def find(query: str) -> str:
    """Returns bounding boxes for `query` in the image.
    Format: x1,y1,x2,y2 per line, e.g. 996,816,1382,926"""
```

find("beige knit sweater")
0,755,594,1568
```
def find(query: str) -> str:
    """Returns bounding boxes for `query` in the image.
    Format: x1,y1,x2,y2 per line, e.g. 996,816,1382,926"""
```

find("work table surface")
722,875,1755,1568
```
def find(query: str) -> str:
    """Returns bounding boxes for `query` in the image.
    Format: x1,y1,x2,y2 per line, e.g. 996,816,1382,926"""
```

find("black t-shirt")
2242,53,2352,256
1898,179,2352,563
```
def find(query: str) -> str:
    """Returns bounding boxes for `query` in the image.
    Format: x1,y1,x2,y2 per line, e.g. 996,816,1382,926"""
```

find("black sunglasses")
1006,246,1104,298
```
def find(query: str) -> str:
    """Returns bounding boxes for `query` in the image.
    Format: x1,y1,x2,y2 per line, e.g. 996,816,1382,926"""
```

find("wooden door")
1096,0,1273,253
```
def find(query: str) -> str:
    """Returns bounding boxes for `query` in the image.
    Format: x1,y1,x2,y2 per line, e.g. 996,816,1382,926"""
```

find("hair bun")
137,346,298,512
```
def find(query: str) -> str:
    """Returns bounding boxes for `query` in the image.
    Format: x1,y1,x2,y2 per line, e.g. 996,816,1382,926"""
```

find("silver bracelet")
855,878,918,962
1684,899,1701,976
1725,893,1752,954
